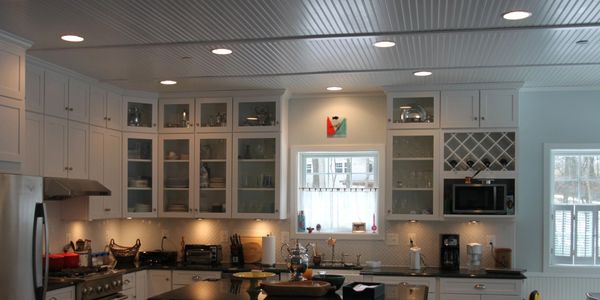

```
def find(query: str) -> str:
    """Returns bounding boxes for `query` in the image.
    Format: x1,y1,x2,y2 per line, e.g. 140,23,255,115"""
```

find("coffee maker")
440,234,460,271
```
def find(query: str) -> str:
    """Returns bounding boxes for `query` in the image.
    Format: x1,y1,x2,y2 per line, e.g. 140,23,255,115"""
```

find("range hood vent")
43,177,111,200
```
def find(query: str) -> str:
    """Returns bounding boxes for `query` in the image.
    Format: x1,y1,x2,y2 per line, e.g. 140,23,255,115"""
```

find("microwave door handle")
32,203,48,300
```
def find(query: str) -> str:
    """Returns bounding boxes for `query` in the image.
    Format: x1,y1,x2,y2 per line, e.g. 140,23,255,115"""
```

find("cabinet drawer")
440,278,521,295
371,276,437,293
440,294,480,300
46,286,75,300
122,272,136,290
172,270,222,285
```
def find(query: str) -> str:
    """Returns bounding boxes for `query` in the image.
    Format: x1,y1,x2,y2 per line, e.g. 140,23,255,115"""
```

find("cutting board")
241,236,262,263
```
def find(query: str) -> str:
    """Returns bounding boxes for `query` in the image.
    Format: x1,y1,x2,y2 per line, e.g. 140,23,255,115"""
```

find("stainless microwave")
452,183,513,214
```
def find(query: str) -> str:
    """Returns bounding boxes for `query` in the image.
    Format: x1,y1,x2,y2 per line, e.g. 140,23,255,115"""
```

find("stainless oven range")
49,268,127,300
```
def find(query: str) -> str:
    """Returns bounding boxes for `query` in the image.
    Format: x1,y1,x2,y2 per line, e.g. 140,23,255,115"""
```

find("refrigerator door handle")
32,203,48,300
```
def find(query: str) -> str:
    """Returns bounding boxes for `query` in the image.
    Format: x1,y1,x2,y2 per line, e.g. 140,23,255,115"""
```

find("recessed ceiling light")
413,71,432,77
160,80,177,85
373,41,396,48
211,48,233,55
502,10,532,20
326,86,343,91
60,35,84,42
576,39,589,45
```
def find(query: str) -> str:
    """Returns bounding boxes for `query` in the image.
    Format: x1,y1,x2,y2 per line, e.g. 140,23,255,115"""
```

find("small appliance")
184,244,223,265
409,246,422,271
466,243,483,270
444,178,515,215
440,234,460,271
138,251,177,266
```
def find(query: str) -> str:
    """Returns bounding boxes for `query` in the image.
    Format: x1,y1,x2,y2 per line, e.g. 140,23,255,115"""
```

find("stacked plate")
167,204,187,212
209,177,225,188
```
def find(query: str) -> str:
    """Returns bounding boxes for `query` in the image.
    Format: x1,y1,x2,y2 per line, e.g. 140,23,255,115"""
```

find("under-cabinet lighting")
197,218,204,221
413,71,432,77
160,80,177,85
246,117,258,121
326,86,343,91
255,218,263,222
126,217,132,220
60,35,84,42
212,48,233,55
502,10,532,20
468,220,480,224
373,41,396,48
399,105,412,109
408,220,418,223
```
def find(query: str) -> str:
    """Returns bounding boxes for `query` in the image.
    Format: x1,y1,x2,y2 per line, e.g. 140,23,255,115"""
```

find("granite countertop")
118,263,290,274
359,266,527,279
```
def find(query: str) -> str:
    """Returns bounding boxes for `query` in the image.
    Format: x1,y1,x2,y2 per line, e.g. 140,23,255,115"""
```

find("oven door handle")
97,294,129,300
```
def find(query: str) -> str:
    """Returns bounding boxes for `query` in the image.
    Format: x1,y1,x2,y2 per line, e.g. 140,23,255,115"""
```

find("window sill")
290,231,384,241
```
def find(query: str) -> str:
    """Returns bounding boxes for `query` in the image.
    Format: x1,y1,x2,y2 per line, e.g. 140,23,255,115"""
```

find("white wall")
516,89,600,272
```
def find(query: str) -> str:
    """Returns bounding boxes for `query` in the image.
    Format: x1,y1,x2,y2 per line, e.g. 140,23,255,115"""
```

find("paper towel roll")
262,235,276,266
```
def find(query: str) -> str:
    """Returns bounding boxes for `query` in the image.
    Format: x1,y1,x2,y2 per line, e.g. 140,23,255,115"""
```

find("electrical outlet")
486,235,496,247
220,231,229,243
281,231,289,244
408,232,416,246
386,233,399,246
161,230,168,238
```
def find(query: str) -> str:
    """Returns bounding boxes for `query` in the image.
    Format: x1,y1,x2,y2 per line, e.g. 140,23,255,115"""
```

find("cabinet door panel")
25,63,44,113
479,89,518,128
135,271,147,300
44,70,68,119
68,78,90,123
104,129,122,218
0,98,24,162
0,41,25,100
89,86,107,127
23,112,44,175
147,270,171,298
89,126,105,220
43,116,68,178
441,90,479,128
67,121,89,179
106,91,123,130
440,294,480,300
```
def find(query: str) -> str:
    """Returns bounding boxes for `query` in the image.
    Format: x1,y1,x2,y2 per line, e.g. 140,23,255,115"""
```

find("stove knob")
104,283,110,290
117,279,122,286
82,287,88,294
96,286,103,293
112,280,118,287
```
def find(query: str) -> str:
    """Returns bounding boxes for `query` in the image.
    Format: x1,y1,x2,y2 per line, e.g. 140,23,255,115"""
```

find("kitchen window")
545,144,600,271
290,145,385,240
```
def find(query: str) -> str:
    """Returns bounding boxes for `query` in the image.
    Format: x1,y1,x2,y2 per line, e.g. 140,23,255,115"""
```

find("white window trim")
290,144,386,240
543,143,600,273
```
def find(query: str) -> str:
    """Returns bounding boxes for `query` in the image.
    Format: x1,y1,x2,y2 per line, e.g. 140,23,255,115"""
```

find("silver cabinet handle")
474,283,486,289
481,116,485,120
124,279,130,284
104,208,111,212
192,275,201,281
103,117,107,120
474,117,478,120
69,107,74,111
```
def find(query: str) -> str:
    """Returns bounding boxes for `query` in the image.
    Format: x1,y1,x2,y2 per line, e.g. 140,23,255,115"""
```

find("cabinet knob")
104,208,111,212
481,116,485,120
69,107,74,111
275,209,279,212
69,167,73,171
196,123,200,127
388,209,391,214
189,208,192,212
65,107,69,111
474,117,478,120
276,121,279,125
474,283,486,290
388,118,391,122
103,117,107,120
153,123,157,127
166,278,169,281
108,117,112,121
124,279,130,284
64,167,69,171
153,208,157,212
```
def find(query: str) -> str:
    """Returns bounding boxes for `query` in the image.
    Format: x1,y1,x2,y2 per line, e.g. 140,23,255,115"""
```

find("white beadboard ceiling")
1,0,600,94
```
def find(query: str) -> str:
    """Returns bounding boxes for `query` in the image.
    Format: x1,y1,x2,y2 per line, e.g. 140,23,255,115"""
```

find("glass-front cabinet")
195,97,232,133
195,134,231,218
233,133,283,219
159,135,193,217
123,133,158,218
386,91,440,129
159,98,194,133
386,130,440,220
124,96,158,133
233,96,280,132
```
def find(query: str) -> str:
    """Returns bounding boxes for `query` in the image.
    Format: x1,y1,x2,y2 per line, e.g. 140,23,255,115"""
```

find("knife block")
231,244,245,266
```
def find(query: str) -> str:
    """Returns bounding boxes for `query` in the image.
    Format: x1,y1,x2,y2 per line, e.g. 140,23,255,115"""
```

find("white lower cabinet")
147,270,172,298
439,278,522,300
45,286,75,300
122,271,147,300
171,270,222,289
136,270,148,300
368,275,437,298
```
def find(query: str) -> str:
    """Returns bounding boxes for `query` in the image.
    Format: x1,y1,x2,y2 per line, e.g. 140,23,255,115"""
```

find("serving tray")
260,280,334,297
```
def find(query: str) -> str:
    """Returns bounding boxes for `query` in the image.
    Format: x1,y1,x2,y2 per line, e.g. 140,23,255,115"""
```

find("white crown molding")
383,82,524,92
159,89,287,99
520,85,600,92
290,91,384,100
0,29,33,48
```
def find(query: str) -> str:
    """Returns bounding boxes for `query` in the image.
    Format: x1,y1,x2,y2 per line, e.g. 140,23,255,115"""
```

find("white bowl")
365,260,382,268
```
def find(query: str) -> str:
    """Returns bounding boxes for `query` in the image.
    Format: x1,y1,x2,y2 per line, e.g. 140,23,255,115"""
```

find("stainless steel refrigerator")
0,174,48,300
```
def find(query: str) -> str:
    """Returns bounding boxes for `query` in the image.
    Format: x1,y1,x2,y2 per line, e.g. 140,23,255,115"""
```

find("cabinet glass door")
388,131,438,219
160,136,192,216
125,135,157,217
196,98,232,133
234,97,279,132
234,134,278,217
387,92,440,129
160,99,194,133
125,97,157,132
196,134,231,218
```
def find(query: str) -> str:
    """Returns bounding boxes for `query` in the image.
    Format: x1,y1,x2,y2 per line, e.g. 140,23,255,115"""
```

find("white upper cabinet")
158,134,194,217
0,97,25,162
195,133,232,219
123,133,158,218
233,96,280,132
124,96,158,133
89,127,122,220
159,98,194,133
195,97,232,133
22,112,44,176
66,121,89,179
67,78,90,123
0,35,27,100
43,116,89,179
44,69,69,119
441,89,518,129
106,91,123,130
386,91,440,129
25,63,44,113
89,86,107,127
479,89,518,128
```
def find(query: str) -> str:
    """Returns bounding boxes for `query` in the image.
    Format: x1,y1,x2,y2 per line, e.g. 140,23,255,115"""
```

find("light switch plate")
386,233,399,245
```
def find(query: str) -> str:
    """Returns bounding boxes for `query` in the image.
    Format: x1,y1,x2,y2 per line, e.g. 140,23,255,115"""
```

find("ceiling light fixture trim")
502,10,532,20
60,35,85,42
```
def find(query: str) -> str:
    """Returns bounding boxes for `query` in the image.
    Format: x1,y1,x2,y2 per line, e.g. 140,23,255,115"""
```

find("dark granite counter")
359,267,526,280
48,281,78,291
117,263,289,274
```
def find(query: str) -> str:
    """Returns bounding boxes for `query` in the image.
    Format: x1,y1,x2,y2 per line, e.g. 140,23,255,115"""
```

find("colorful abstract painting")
327,116,347,137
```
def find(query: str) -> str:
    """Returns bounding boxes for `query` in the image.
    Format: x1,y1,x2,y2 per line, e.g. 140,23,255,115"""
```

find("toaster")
184,244,223,265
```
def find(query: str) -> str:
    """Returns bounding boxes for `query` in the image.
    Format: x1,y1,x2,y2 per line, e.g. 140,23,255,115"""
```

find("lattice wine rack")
443,132,515,171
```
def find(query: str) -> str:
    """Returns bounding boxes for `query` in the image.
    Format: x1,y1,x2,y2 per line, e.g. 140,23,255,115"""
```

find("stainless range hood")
43,177,111,200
